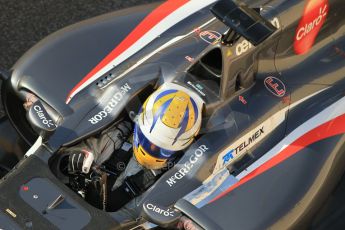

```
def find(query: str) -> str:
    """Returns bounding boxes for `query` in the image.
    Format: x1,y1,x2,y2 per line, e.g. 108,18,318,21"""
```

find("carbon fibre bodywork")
1,0,345,229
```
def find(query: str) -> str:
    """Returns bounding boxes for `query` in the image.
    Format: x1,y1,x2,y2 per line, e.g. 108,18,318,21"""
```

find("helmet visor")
134,124,174,159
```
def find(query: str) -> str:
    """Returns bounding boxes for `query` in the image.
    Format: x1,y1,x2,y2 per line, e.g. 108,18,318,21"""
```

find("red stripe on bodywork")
66,0,189,102
210,113,345,203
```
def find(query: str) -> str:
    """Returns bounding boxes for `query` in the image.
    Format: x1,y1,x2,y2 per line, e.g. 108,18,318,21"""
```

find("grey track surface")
0,0,159,70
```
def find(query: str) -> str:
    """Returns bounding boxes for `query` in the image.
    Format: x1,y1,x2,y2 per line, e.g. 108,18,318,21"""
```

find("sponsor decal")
236,39,253,56
89,83,131,124
146,203,175,217
187,81,206,97
33,104,56,129
294,0,329,55
211,93,345,203
270,17,280,30
222,127,264,165
239,95,247,105
189,88,330,205
185,56,195,62
264,76,286,97
199,30,221,45
235,17,280,56
166,145,208,187
213,93,295,173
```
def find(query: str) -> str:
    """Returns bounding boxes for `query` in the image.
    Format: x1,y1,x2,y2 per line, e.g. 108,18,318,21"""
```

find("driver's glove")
68,150,95,174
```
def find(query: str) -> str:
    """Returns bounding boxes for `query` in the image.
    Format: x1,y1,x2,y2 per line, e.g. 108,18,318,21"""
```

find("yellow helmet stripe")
186,100,196,132
153,93,176,116
162,91,190,128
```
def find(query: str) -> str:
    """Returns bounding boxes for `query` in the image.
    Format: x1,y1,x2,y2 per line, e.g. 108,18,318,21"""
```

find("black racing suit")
67,121,133,167
65,120,159,212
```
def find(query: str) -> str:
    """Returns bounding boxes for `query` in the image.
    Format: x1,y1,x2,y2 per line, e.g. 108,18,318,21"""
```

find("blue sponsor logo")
222,149,234,165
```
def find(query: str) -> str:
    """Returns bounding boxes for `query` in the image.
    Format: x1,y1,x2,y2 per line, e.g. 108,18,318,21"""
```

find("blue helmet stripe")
154,89,178,103
173,105,190,145
150,98,173,133
190,97,199,123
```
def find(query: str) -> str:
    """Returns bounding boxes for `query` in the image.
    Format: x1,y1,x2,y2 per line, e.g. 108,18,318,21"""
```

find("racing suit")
67,120,133,172
66,120,158,211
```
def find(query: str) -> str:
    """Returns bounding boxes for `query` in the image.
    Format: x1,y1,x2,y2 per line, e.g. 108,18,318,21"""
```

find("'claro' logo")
146,203,175,217
294,0,329,55
33,105,56,128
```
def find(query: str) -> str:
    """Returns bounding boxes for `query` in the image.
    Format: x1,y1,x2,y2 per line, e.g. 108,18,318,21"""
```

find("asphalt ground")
0,0,159,70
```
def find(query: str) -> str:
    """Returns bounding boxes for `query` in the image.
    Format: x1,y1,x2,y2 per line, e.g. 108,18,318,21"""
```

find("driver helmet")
133,83,204,170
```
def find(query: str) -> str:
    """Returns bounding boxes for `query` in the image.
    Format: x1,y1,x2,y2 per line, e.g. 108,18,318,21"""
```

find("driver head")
133,83,204,170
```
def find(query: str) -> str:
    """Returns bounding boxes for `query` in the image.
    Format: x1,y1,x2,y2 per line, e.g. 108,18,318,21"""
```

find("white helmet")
133,83,204,169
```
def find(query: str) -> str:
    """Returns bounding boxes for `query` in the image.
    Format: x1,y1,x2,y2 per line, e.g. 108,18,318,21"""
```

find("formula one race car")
0,0,345,229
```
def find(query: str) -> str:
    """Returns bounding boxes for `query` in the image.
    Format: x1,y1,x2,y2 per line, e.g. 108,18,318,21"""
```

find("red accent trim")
66,0,190,103
210,113,345,203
